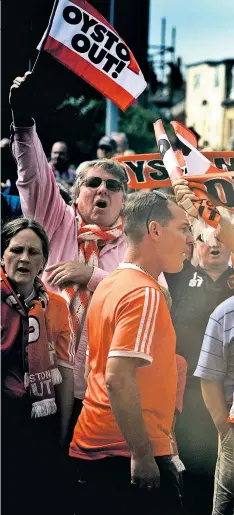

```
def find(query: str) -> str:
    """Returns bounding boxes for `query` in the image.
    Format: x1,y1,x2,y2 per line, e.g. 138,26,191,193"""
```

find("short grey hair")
71,159,129,201
111,132,129,143
124,190,174,243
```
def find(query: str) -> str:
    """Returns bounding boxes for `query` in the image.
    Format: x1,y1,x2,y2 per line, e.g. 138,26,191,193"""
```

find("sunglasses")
83,176,122,192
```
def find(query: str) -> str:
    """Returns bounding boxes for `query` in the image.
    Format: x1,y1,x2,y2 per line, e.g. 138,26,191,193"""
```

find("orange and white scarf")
227,395,234,423
61,209,124,352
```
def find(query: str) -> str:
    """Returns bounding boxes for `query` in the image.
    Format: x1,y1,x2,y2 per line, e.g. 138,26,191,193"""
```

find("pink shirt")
12,123,127,390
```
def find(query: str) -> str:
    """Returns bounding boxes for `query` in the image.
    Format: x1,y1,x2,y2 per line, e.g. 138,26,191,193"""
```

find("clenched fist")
9,71,34,125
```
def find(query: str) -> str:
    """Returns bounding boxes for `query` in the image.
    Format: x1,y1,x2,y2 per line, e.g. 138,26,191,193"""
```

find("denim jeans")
212,427,234,515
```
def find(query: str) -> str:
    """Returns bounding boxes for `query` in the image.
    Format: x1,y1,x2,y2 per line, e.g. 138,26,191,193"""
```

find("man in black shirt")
165,222,234,514
167,259,234,382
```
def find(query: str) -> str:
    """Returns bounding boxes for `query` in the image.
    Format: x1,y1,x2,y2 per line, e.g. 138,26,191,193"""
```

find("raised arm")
9,72,67,240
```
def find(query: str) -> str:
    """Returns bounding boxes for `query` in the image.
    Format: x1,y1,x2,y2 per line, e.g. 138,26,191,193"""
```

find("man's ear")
120,196,125,213
148,220,161,241
75,187,80,201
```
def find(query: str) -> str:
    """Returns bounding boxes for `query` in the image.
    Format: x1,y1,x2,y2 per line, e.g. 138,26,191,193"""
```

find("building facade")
186,59,234,150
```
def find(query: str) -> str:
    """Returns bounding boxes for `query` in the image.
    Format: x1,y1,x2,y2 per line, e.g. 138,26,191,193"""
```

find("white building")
186,59,234,150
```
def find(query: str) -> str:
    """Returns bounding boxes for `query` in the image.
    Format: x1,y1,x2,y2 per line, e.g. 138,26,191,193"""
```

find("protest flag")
37,0,147,110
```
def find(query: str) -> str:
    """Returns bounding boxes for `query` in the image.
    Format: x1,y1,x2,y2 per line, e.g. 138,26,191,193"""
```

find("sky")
149,0,234,76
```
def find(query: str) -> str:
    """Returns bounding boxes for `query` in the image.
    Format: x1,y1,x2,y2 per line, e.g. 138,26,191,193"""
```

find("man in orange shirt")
70,191,193,514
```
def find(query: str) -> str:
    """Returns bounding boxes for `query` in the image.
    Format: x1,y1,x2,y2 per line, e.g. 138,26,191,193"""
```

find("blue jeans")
212,427,234,515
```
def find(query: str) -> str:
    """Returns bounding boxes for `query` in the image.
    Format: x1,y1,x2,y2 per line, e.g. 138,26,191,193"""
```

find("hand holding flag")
9,71,35,126
154,119,222,229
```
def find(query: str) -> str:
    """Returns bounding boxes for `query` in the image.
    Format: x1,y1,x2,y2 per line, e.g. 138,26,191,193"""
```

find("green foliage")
56,95,100,117
52,95,105,160
118,104,171,153
53,94,173,161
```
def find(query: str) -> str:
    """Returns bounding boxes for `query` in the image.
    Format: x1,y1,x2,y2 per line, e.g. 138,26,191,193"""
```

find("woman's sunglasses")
83,176,122,192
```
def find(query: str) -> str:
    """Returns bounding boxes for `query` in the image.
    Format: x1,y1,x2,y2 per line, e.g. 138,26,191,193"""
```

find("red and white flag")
38,0,147,110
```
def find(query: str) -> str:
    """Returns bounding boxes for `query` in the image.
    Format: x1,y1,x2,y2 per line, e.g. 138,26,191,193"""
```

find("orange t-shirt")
70,264,177,459
47,291,74,368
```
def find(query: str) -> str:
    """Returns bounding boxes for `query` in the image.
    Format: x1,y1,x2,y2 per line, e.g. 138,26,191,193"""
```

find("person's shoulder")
114,267,161,289
48,291,68,310
211,295,234,321
101,269,161,296
227,267,234,289
165,260,195,283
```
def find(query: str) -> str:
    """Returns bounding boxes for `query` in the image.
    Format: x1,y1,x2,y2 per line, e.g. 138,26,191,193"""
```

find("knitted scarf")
227,395,234,423
1,267,62,418
61,210,124,352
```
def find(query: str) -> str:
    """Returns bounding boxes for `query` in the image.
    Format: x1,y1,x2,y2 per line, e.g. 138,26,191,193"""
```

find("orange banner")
113,152,234,210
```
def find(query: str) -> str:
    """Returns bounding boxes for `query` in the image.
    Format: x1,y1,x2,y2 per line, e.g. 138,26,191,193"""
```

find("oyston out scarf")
1,267,62,418
61,210,124,353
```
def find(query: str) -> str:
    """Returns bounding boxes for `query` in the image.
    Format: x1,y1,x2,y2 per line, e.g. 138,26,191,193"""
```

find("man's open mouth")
210,249,220,256
95,200,107,208
17,267,30,273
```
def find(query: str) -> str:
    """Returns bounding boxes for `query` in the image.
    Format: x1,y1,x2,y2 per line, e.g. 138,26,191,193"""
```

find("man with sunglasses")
9,72,129,428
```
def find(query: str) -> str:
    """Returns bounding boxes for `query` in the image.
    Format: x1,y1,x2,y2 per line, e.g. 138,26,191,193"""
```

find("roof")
186,58,234,69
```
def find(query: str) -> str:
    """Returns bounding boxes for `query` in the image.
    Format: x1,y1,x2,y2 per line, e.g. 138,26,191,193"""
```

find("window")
193,74,200,89
229,119,234,138
214,67,220,88
230,67,234,99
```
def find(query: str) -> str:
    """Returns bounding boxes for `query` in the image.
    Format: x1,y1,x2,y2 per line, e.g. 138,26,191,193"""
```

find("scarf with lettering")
61,209,124,353
1,267,62,418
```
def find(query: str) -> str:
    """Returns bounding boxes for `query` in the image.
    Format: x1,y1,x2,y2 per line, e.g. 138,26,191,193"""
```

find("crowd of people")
1,71,234,515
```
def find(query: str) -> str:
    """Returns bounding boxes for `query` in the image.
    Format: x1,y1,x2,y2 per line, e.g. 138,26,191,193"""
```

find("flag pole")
31,0,60,73
105,0,119,135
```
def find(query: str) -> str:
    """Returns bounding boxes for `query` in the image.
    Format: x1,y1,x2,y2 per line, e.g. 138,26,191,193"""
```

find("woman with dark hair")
1,218,74,515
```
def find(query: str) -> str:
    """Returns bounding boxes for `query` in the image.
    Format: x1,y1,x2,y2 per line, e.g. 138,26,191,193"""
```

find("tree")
119,104,172,154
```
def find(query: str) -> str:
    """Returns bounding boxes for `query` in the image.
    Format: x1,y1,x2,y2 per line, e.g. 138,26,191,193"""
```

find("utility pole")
105,0,119,135
160,18,166,83
171,27,176,63
148,18,176,85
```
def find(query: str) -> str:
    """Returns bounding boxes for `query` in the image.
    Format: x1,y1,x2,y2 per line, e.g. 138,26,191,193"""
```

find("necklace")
120,263,172,309
120,262,158,284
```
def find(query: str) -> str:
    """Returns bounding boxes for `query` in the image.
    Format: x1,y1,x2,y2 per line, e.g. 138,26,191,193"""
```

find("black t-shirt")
165,262,234,384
